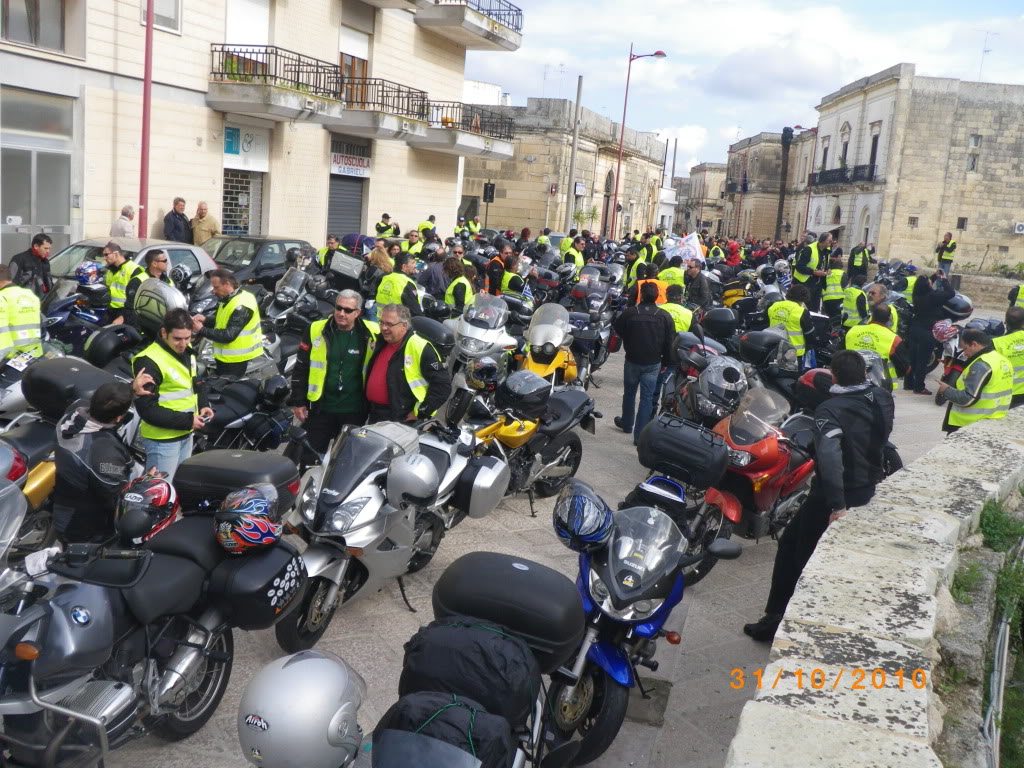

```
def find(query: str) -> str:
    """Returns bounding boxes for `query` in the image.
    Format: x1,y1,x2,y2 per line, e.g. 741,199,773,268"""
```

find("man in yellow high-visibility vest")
191,268,264,378
992,306,1024,409
935,232,957,275
938,327,1013,433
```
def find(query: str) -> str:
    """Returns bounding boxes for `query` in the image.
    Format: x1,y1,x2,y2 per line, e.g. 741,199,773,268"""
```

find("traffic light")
483,183,495,203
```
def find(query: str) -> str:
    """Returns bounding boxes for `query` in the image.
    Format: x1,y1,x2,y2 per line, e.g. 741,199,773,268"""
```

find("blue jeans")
621,361,661,443
142,436,194,481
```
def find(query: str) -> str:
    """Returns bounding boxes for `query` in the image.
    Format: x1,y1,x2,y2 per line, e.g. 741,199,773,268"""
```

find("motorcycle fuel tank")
36,583,122,681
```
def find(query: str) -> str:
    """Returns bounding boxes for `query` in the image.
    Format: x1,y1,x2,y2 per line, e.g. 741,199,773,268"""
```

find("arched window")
604,169,615,195
832,206,842,225
814,206,822,226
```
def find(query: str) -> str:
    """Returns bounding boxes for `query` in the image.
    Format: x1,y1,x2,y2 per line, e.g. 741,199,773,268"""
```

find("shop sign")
330,153,371,178
224,125,270,173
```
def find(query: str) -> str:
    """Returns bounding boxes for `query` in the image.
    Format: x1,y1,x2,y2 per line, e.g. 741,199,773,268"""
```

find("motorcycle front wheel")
533,430,583,498
151,627,234,741
275,575,341,653
548,666,630,766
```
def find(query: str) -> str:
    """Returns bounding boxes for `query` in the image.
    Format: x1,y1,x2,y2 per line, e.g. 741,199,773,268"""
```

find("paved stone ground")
110,326,977,768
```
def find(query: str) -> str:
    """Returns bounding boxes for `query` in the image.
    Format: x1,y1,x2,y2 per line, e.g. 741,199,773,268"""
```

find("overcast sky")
466,0,1024,177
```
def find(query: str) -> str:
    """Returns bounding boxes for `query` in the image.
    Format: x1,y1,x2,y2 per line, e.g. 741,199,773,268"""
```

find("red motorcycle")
710,388,815,539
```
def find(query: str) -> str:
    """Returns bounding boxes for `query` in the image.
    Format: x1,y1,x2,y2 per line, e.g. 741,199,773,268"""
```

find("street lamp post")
726,148,747,237
609,44,666,239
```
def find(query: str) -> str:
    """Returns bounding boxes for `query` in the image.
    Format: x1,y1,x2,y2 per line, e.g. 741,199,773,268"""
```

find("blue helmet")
553,479,613,552
76,261,102,285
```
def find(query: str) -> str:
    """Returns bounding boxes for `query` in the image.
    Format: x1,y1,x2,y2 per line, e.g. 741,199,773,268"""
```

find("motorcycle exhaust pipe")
156,607,223,710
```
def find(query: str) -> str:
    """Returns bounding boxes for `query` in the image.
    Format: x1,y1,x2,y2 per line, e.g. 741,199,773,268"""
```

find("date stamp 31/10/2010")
729,667,929,691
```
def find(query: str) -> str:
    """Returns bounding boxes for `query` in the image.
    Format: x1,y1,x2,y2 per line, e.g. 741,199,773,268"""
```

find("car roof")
206,235,311,242
69,238,185,249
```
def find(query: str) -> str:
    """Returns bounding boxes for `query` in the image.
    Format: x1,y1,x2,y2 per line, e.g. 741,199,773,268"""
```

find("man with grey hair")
163,196,192,243
191,201,219,246
865,281,899,331
110,205,135,238
289,288,378,453
364,303,450,424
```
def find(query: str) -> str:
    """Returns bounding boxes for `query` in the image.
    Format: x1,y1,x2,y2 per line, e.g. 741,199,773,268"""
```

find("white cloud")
655,125,707,155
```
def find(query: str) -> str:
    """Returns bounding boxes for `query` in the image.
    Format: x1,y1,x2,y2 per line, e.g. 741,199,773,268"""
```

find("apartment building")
460,97,667,237
684,162,726,236
0,0,521,258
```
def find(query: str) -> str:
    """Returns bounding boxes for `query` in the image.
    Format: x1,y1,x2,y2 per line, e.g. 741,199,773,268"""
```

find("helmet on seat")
794,368,834,412
170,263,193,291
238,649,365,768
465,355,501,393
553,479,613,553
115,476,179,545
75,262,102,286
215,484,282,554
758,266,777,285
259,374,290,408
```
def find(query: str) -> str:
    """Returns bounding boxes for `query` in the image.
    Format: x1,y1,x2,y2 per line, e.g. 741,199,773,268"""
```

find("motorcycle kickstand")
527,489,537,518
396,576,417,613
631,659,652,700
590,374,601,389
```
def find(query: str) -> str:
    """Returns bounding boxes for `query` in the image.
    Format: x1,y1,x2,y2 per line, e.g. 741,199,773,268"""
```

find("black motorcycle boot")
743,613,783,642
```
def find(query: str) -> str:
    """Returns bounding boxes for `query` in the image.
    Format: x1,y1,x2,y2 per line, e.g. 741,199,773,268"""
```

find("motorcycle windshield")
579,266,602,283
275,267,308,295
607,264,625,284
527,303,571,347
608,507,685,594
462,294,509,330
319,426,409,509
727,388,791,445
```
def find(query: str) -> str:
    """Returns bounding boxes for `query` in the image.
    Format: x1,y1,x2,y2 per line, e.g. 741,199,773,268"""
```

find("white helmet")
238,650,365,767
773,259,790,274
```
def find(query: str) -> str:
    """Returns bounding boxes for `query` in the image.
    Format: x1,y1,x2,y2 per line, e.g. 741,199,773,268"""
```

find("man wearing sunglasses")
118,249,172,330
290,289,379,454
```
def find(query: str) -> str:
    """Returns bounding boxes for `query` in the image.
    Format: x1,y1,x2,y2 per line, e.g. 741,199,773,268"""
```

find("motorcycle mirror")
706,538,742,560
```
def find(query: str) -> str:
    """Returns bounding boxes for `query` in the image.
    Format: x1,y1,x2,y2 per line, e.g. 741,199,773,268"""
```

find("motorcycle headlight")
729,449,755,467
330,497,371,533
300,478,318,521
696,394,726,419
459,336,489,354
44,316,61,328
633,599,661,618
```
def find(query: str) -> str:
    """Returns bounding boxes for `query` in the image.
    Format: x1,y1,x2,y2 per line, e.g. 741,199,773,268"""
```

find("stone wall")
725,408,1024,767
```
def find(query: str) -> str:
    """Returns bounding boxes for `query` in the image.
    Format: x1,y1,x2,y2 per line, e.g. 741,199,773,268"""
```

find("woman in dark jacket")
905,269,954,394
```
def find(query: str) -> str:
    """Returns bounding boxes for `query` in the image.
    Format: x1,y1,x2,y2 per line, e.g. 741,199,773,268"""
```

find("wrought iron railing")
342,78,428,120
211,44,342,99
851,163,876,182
432,0,523,32
427,101,515,141
808,165,877,186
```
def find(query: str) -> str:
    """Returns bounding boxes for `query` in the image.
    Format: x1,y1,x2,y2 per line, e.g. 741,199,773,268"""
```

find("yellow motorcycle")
517,303,578,387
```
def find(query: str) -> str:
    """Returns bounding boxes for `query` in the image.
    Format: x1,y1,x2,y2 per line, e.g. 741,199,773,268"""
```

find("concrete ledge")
725,407,1024,767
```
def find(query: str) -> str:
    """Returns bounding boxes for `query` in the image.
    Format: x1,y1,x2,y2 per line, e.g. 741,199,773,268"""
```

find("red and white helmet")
932,319,959,342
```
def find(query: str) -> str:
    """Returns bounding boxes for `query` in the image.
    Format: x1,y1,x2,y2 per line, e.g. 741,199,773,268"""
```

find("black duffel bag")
373,692,514,768
399,616,541,729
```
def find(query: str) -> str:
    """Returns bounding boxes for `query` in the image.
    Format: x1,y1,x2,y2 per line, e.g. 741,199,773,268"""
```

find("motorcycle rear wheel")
548,666,630,766
152,627,234,741
533,431,583,498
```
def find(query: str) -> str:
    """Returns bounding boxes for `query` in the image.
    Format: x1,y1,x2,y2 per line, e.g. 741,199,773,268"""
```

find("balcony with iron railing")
414,0,523,51
407,100,514,158
807,164,877,187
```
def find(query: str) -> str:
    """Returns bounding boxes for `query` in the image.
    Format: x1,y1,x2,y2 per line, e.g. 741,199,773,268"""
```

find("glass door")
0,147,71,261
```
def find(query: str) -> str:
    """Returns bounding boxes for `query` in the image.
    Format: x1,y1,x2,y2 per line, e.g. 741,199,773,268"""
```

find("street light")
609,45,666,238
727,148,748,237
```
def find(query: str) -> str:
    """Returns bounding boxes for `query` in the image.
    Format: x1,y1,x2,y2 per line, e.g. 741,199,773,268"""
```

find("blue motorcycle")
549,502,741,764
42,284,112,355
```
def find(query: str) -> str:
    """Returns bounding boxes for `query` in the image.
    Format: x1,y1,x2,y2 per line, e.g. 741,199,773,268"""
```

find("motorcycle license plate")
581,414,596,434
6,352,34,372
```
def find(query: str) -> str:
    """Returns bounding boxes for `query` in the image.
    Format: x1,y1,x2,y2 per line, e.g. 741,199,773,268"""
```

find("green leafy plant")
938,664,967,696
980,499,1024,552
995,559,1024,627
1001,653,1024,765
951,562,984,604
572,208,588,227
586,206,600,228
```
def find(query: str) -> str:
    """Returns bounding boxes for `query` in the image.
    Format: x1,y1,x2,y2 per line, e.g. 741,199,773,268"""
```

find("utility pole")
775,127,793,241
564,76,583,233
138,0,155,236
671,138,678,180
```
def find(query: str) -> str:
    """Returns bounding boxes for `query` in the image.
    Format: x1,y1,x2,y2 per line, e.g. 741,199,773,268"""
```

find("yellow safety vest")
851,248,868,268
793,243,819,283
659,267,686,289
661,302,693,333
105,260,144,309
417,221,435,235
939,239,957,262
468,221,481,234
822,269,844,302
317,247,338,267
454,226,468,237
500,271,516,293
559,237,574,256
767,300,806,356
444,275,476,308
376,272,416,307
402,335,439,417
884,304,900,332
377,222,398,236
651,235,663,251
133,342,197,440
904,276,918,306
842,285,865,327
1015,284,1024,309
212,289,263,364
565,247,584,267
0,286,42,360
306,318,380,403
992,330,1024,396
401,241,423,257
948,349,1013,427
709,246,725,261
626,254,648,287
536,235,550,246
844,323,898,390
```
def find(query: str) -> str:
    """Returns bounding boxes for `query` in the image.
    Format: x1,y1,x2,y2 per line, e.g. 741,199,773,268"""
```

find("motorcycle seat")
419,444,451,485
205,379,260,428
539,390,591,437
0,419,56,466
123,553,207,626
145,514,226,573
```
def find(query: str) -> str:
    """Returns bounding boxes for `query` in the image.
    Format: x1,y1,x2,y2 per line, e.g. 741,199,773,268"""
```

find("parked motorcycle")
519,303,579,387
447,294,519,384
0,479,306,766
42,284,112,356
548,495,741,764
277,410,509,653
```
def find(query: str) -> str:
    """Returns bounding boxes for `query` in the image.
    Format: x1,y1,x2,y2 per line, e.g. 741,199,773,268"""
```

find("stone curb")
724,407,1024,766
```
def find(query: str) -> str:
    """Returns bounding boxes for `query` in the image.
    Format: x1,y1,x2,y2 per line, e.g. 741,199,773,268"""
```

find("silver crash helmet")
238,650,365,768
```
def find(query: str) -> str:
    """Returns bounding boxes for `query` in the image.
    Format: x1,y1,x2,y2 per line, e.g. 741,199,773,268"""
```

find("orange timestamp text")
729,667,928,691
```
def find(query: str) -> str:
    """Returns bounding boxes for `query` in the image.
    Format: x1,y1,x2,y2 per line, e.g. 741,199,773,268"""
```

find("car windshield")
205,237,258,267
527,303,571,347
49,244,136,278
609,506,684,591
727,388,791,445
463,294,509,330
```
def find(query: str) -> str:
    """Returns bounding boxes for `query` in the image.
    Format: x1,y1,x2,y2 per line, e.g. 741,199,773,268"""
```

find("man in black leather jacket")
54,382,135,543
744,350,894,641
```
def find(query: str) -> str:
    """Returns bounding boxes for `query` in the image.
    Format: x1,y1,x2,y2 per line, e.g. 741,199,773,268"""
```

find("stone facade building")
784,129,817,239
0,0,522,258
461,97,667,237
806,63,1024,267
685,162,727,235
722,132,786,240
671,176,691,232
